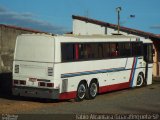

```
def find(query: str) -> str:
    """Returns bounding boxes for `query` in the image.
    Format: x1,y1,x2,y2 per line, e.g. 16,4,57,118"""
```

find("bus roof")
63,34,138,39
18,33,152,43
19,33,137,39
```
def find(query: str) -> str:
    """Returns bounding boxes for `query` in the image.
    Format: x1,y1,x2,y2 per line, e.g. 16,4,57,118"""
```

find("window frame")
61,41,143,63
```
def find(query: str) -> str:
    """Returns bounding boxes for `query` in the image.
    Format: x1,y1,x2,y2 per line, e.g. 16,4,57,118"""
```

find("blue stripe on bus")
130,57,138,87
61,67,125,78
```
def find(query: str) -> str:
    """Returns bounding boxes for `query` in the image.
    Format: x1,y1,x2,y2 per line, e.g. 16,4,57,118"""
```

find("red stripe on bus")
59,91,77,100
128,57,136,85
98,82,129,93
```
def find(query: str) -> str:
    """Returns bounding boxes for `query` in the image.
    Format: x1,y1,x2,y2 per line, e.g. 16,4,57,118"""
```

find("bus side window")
82,44,89,59
86,44,92,59
124,43,132,57
78,43,100,60
110,43,119,57
119,43,132,57
79,44,88,60
143,44,153,63
102,43,110,58
132,43,142,56
98,44,103,58
61,43,74,62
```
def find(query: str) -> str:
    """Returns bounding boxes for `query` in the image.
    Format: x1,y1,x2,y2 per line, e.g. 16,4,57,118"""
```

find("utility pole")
116,7,122,34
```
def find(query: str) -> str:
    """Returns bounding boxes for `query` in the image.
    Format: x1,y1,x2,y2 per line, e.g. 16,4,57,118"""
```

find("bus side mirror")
152,49,155,56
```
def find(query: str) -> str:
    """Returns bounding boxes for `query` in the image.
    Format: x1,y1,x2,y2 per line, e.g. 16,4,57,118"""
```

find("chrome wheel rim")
137,75,143,86
90,83,98,97
78,84,86,99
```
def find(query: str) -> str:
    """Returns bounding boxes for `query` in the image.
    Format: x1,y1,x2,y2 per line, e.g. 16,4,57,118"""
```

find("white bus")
12,34,153,101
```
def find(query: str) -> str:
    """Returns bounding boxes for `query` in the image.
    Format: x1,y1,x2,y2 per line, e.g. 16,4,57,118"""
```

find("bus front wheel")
136,73,145,87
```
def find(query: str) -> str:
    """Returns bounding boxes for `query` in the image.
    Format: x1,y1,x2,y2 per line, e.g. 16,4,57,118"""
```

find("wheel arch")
139,72,144,77
77,79,88,88
90,78,99,84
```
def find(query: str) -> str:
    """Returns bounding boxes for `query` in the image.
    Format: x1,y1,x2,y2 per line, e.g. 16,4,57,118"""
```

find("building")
0,24,48,73
72,15,160,77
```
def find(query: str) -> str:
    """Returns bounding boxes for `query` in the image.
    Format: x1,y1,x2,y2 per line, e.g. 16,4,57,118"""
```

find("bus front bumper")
12,86,59,99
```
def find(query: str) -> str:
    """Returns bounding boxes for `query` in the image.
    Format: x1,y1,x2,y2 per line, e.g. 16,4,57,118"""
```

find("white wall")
73,19,147,40
107,27,130,35
73,19,105,35
73,19,137,36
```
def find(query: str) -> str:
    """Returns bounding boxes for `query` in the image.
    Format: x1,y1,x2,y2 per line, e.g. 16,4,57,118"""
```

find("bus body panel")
58,57,146,98
13,61,54,87
59,58,132,91
12,34,153,100
12,34,59,99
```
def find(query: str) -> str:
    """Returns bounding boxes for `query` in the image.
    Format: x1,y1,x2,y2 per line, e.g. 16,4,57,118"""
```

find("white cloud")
150,25,160,29
0,6,7,12
0,6,69,34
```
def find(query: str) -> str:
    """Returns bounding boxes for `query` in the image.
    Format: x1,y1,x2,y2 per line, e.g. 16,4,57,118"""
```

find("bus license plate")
27,91,35,94
29,78,37,82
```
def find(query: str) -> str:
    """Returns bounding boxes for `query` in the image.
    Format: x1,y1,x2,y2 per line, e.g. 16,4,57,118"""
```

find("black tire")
75,82,87,102
136,73,145,87
86,81,98,99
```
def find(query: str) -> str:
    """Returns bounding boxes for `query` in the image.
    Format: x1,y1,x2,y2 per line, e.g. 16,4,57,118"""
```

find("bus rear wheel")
86,81,98,99
136,73,145,87
75,82,87,101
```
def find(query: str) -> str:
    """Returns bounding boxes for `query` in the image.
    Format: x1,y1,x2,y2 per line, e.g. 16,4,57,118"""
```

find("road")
0,79,160,120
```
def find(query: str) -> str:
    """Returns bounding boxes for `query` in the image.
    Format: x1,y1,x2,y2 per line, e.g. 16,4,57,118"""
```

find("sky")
0,0,160,34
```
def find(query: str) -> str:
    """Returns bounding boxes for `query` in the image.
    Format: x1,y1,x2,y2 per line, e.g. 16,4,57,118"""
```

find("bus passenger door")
143,44,153,85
